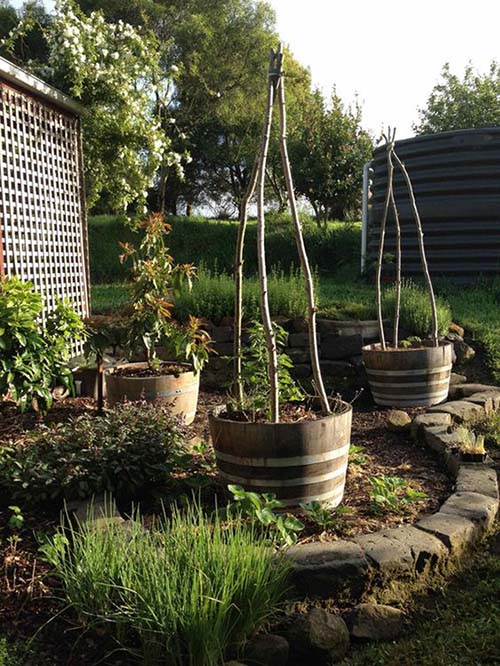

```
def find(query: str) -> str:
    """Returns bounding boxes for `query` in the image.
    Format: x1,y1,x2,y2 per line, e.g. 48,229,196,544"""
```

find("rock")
387,409,412,431
355,525,446,577
349,603,405,641
287,540,369,599
322,334,363,361
212,326,234,343
449,372,467,386
213,342,235,357
439,492,499,533
465,390,500,412
287,608,350,664
316,318,342,335
417,513,478,555
354,531,413,577
290,364,312,379
449,323,465,338
411,413,452,441
423,425,458,455
455,466,498,500
287,349,310,364
349,354,364,368
319,360,356,377
428,400,484,423
288,332,309,347
67,495,122,525
291,317,308,333
452,339,475,365
244,634,289,666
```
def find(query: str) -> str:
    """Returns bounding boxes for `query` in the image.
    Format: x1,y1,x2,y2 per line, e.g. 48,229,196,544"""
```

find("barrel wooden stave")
105,361,200,424
209,404,352,507
362,342,453,407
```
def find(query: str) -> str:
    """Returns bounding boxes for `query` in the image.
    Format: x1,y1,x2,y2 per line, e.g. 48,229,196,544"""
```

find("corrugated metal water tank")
368,128,500,279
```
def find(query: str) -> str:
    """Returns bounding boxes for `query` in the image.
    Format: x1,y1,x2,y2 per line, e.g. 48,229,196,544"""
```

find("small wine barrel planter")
362,341,453,407
209,403,352,507
105,362,200,424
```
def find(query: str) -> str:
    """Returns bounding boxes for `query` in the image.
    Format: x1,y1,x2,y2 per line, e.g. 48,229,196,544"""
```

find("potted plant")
362,129,453,407
104,213,212,424
455,426,487,463
209,46,352,507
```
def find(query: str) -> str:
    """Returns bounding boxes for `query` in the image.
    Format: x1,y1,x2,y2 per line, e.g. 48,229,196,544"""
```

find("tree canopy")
414,61,500,135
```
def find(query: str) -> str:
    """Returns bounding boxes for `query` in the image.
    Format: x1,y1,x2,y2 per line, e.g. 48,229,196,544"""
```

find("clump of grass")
174,266,309,324
42,501,290,666
383,279,452,338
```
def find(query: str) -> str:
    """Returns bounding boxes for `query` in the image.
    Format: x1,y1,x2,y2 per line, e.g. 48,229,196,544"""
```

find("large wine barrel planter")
209,402,352,507
362,341,453,407
104,362,200,424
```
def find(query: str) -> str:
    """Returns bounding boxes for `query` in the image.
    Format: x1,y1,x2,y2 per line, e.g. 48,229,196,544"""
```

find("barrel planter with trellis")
362,341,453,407
209,402,352,507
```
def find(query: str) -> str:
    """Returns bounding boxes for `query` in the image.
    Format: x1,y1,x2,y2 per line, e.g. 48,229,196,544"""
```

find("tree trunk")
393,151,439,346
256,49,281,422
277,53,330,415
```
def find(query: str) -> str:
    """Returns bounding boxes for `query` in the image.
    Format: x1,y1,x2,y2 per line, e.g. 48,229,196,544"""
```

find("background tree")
289,88,373,226
1,0,181,213
414,61,500,134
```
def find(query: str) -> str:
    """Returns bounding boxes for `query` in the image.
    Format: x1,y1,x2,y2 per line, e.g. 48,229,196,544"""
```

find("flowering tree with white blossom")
3,0,185,213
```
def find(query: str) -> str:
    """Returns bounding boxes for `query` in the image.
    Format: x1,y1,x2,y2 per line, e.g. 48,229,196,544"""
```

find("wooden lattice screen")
0,75,89,328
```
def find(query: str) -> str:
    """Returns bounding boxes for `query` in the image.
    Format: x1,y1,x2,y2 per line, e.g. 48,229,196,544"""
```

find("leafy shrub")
0,404,183,503
42,500,290,666
228,484,304,546
369,475,427,515
0,277,86,413
382,279,452,338
233,321,304,418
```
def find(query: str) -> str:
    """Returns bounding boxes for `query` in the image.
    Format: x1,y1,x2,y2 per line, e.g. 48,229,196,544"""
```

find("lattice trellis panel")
0,82,89,331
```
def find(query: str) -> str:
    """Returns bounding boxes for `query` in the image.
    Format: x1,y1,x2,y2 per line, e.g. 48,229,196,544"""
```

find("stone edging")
285,388,500,602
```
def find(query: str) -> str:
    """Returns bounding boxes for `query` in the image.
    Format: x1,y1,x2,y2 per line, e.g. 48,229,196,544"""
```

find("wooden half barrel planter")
209,402,352,507
104,361,200,424
362,341,453,407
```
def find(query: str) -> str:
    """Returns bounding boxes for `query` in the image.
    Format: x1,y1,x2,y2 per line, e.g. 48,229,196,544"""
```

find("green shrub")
0,277,86,413
382,280,452,338
0,404,183,503
42,500,290,666
88,215,361,283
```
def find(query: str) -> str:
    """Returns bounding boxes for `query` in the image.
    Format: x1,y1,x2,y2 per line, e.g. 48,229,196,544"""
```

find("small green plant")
228,485,304,546
455,425,486,455
41,499,290,666
0,403,184,504
0,277,86,413
349,444,369,465
300,500,351,531
369,475,427,515
232,321,304,418
7,506,24,531
119,213,212,372
472,412,500,449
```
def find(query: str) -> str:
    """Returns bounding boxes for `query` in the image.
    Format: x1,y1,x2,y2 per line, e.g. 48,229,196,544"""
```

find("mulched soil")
0,390,452,664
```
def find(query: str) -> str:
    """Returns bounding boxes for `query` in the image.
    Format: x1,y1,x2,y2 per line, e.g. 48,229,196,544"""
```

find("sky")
269,0,500,139
10,0,500,139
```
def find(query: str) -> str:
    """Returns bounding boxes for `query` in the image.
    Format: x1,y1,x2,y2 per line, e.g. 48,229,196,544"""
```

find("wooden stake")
256,49,281,422
392,151,439,346
386,129,402,348
276,46,330,415
375,131,394,350
233,157,259,405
